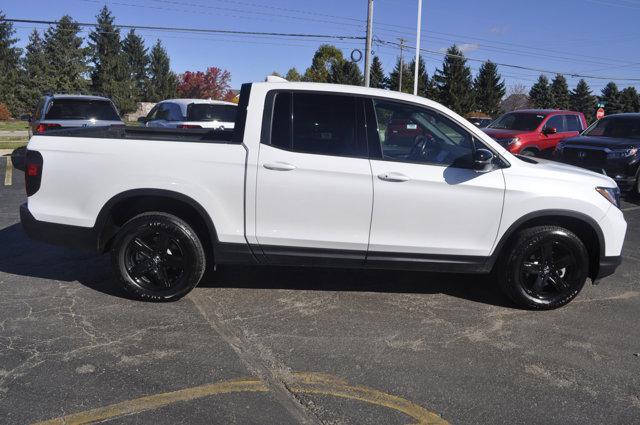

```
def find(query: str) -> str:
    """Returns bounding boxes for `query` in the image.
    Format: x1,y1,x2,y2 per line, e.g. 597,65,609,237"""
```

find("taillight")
25,150,43,197
177,124,202,129
35,123,61,134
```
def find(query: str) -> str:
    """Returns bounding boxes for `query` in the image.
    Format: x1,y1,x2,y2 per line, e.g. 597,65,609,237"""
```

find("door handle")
378,172,410,182
263,162,297,171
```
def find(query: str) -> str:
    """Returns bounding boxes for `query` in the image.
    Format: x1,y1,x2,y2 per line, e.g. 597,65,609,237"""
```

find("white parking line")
3,157,11,186
622,205,640,212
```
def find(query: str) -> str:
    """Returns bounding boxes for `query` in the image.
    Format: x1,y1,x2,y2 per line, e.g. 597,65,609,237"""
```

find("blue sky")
3,0,640,94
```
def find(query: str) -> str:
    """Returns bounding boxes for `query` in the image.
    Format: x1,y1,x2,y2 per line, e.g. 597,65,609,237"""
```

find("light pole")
413,0,423,95
364,0,374,87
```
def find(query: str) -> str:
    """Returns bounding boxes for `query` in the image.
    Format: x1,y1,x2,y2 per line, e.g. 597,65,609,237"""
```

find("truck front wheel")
110,212,206,301
497,225,589,310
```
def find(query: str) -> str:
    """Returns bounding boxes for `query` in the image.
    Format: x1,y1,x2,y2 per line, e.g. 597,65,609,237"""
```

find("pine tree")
529,75,552,109
43,15,89,94
433,45,474,115
473,61,505,117
570,79,596,122
387,57,413,94
369,56,386,89
303,44,344,83
408,57,432,98
328,59,363,86
22,29,49,112
285,67,302,81
88,6,135,113
600,82,622,115
0,12,24,115
146,40,177,102
620,87,640,113
122,29,149,102
550,74,570,110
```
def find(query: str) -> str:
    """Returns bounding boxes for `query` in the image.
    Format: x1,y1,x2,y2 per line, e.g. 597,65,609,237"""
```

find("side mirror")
137,116,147,124
473,149,495,173
543,126,557,135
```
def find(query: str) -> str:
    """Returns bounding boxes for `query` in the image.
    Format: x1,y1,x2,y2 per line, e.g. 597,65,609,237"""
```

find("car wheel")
520,149,537,157
497,225,588,310
110,212,206,302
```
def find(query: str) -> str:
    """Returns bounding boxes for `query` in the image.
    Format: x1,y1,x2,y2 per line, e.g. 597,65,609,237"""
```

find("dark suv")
554,113,640,194
29,94,123,136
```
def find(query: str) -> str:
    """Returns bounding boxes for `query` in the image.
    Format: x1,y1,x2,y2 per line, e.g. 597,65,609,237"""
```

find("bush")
0,103,11,120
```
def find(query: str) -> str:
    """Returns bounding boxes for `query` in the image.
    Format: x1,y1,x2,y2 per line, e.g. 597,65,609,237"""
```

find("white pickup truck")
20,81,627,309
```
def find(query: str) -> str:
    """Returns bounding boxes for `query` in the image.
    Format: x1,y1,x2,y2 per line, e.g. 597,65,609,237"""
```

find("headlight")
596,186,621,208
607,148,638,159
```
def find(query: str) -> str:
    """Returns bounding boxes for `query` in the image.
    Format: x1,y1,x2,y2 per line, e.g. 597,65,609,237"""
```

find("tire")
110,212,206,301
497,225,589,310
520,148,538,157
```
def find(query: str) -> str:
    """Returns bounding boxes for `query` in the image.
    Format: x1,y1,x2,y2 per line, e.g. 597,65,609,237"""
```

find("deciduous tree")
303,44,343,83
177,67,234,101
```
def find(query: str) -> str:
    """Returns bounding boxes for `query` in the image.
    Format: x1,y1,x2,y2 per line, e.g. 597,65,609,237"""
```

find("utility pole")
364,0,374,87
413,0,423,95
398,38,406,92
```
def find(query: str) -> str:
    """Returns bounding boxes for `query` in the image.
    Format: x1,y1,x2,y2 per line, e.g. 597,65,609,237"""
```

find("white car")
21,80,626,309
141,99,237,130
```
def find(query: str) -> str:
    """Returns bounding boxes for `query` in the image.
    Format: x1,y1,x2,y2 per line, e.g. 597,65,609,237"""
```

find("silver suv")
29,94,123,136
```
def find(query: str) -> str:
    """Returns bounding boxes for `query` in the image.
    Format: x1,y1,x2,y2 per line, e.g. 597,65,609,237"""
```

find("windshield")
45,99,120,121
488,112,546,131
187,104,237,122
583,116,640,139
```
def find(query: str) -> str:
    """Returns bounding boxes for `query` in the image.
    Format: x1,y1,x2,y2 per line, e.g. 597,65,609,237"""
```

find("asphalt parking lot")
0,154,639,424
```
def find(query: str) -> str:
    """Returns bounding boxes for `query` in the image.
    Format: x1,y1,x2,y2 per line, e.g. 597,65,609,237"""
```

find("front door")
255,91,373,264
367,99,505,263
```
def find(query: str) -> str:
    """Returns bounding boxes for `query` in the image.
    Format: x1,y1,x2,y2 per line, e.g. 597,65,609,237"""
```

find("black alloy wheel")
498,225,589,310
111,212,206,301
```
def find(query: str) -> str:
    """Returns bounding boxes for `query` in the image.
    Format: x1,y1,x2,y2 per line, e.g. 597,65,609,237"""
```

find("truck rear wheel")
497,225,589,310
110,212,206,301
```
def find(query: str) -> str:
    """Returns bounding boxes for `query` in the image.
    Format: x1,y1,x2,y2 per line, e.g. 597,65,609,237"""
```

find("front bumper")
20,203,98,252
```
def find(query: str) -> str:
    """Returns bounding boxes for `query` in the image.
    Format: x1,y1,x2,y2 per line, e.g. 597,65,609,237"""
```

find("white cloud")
489,25,510,36
440,43,480,54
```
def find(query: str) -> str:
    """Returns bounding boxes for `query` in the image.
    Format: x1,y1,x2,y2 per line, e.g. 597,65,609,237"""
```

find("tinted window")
45,99,120,121
34,98,45,120
584,116,640,139
565,115,582,131
545,115,566,132
187,104,236,122
166,103,184,121
292,93,361,156
489,112,545,131
374,100,475,167
271,92,291,149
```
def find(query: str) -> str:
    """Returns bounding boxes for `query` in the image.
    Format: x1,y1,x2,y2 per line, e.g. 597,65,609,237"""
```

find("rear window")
489,112,546,131
187,104,237,122
45,99,120,121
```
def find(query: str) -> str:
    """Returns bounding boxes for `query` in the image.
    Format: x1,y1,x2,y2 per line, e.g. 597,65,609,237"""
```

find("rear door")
255,91,373,264
366,99,505,262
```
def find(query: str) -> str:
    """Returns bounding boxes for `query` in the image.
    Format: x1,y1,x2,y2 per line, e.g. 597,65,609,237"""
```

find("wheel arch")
489,210,604,279
95,189,219,259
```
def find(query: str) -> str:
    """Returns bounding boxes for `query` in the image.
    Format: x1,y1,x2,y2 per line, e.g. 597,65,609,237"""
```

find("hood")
562,135,640,149
482,128,529,138
519,156,615,187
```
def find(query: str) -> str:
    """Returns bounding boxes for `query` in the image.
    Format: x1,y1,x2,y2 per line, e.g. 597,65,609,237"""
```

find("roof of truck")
159,99,236,106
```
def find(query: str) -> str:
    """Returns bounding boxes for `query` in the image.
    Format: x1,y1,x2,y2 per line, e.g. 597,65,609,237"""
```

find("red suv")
482,109,587,156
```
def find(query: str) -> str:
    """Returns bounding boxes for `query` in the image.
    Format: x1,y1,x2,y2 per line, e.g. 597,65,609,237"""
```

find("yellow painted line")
3,156,11,186
32,372,449,425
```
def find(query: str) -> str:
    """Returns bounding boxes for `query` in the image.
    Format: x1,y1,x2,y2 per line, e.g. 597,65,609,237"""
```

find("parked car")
554,113,640,194
21,81,626,310
28,94,123,136
141,99,237,130
483,109,587,156
469,117,493,128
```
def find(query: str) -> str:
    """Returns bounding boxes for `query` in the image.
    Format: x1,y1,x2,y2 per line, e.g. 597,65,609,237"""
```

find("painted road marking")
3,156,11,186
32,372,449,425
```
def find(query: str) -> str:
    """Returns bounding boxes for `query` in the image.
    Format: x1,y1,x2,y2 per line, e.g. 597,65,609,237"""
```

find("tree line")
1,7,639,121
0,7,179,116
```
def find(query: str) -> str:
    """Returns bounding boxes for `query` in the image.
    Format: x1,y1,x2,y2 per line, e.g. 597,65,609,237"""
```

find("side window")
565,115,582,132
373,100,475,168
146,105,159,121
166,103,183,121
271,92,291,150
291,93,363,157
155,104,170,121
544,115,566,132
34,98,45,120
